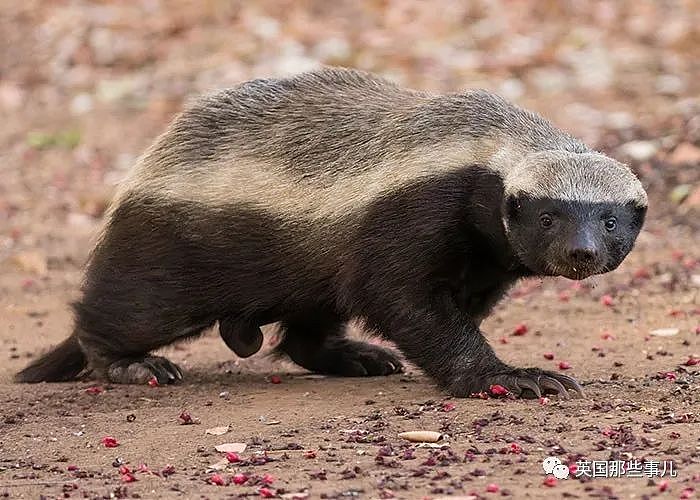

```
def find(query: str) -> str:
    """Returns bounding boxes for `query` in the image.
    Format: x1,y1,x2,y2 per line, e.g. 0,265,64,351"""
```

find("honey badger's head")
502,151,647,280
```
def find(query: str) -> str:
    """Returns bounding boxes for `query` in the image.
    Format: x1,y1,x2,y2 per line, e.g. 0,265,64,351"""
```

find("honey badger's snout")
560,227,603,278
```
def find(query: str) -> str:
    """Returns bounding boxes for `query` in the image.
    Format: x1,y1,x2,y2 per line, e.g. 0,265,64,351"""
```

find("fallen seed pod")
398,431,442,443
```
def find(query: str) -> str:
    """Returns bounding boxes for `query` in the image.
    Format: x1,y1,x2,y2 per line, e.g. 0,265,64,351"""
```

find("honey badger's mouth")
543,260,603,281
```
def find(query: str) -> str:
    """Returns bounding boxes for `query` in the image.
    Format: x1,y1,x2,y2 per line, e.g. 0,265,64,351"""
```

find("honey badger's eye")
540,214,553,228
604,216,617,231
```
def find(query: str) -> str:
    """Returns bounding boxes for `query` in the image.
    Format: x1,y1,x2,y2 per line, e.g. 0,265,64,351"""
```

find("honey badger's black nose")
568,247,598,263
567,231,599,264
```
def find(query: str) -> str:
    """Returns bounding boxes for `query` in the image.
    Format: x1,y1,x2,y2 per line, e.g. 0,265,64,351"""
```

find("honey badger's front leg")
368,297,581,398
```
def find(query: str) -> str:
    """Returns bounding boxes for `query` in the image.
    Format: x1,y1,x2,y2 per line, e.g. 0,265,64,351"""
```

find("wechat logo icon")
543,456,570,479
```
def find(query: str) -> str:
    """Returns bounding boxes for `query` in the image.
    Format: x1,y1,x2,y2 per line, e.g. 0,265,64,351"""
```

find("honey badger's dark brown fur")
17,68,647,398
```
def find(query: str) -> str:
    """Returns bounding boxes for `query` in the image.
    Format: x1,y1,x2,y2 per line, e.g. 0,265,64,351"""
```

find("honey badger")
17,67,647,398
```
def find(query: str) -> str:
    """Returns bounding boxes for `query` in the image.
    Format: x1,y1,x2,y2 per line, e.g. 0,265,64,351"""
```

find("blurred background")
0,0,698,289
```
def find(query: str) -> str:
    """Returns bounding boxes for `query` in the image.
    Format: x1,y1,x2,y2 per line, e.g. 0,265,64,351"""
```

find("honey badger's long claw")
516,377,542,398
552,373,584,397
539,376,570,399
478,367,583,400
219,317,264,358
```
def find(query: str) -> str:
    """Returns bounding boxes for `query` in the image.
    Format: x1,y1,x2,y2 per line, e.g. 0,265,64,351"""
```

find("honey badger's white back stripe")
119,137,527,220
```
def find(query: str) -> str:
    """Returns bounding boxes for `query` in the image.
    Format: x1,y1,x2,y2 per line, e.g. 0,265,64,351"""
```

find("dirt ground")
1,2,699,499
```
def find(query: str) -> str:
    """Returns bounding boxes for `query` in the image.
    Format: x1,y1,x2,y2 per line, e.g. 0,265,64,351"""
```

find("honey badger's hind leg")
277,310,403,377
73,296,215,385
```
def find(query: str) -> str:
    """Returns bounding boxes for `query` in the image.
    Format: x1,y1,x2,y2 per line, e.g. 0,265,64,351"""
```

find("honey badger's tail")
15,332,87,383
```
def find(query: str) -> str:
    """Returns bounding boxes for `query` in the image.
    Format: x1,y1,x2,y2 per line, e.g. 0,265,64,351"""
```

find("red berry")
486,483,500,493
558,361,572,370
441,402,456,412
118,465,131,475
543,476,557,487
270,375,282,384
686,357,699,366
179,411,195,425
100,436,119,448
261,474,274,485
67,465,78,471
226,452,241,463
259,487,275,498
489,384,508,396
633,267,651,279
658,479,669,492
121,472,137,483
543,352,554,360
85,386,104,395
512,323,528,336
601,295,614,307
147,376,159,387
509,442,522,454
232,473,248,485
210,473,227,486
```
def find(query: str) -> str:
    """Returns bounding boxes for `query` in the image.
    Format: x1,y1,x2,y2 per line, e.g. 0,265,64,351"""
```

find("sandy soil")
1,2,699,499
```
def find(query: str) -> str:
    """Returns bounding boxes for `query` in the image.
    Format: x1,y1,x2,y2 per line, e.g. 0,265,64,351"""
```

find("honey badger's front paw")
451,367,583,399
106,356,183,385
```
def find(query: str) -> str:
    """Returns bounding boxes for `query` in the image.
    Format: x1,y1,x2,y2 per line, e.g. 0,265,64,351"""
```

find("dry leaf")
214,442,247,453
205,426,230,436
205,458,229,472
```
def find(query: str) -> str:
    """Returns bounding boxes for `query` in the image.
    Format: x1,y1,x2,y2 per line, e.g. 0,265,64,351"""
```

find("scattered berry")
209,473,227,486
601,295,614,307
685,356,699,366
147,377,159,387
486,483,500,493
543,352,554,360
179,411,196,425
658,479,670,492
543,476,557,487
512,323,528,336
270,375,282,384
558,361,572,370
441,402,456,412
232,473,248,485
121,472,137,483
85,386,104,395
489,384,508,396
226,452,241,463
259,487,275,498
100,436,119,448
